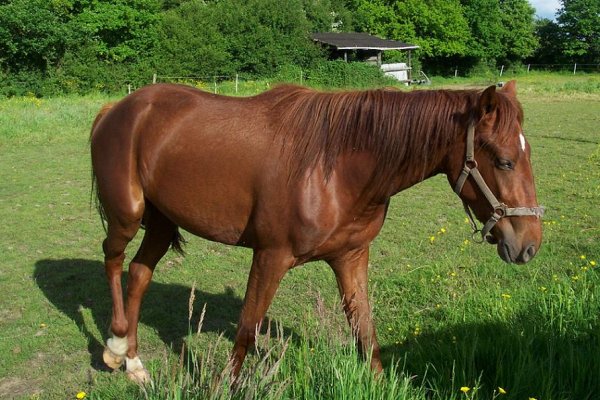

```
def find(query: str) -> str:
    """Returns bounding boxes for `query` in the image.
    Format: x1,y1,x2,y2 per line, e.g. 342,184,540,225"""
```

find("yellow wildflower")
440,227,447,234
460,386,470,394
76,392,86,400
529,397,537,400
501,293,511,300
591,261,597,266
580,255,587,260
498,387,507,394
429,235,436,243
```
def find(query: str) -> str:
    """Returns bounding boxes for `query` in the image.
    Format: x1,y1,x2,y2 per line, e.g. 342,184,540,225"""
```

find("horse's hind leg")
122,205,178,383
102,211,143,372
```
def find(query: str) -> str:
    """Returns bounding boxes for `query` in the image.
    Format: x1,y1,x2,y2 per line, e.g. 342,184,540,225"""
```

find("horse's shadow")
34,258,255,371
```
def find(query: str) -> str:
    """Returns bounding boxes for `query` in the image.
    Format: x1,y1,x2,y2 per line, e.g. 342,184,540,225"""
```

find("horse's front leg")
328,247,383,373
231,249,294,377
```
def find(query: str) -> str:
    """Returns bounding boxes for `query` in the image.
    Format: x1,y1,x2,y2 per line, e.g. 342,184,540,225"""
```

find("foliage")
531,18,565,65
0,0,70,73
350,0,472,60
0,0,596,95
497,0,538,64
155,1,232,78
461,0,504,62
0,0,162,95
349,0,537,72
305,60,396,88
557,0,600,63
210,0,323,77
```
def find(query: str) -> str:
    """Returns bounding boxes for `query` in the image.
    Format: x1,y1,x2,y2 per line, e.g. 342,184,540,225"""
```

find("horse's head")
448,81,543,264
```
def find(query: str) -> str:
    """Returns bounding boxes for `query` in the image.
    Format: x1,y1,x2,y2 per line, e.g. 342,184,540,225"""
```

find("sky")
529,0,561,20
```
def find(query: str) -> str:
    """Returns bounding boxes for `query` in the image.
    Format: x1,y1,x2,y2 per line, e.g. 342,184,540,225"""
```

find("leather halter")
453,125,545,243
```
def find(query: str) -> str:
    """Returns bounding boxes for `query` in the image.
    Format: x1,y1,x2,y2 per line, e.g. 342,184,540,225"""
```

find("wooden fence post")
152,73,157,84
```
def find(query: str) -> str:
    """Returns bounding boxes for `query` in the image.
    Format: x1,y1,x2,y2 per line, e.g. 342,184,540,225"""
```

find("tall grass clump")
99,286,423,400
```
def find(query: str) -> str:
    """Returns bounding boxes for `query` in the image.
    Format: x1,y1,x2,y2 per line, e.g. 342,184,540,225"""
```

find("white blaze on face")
519,132,526,151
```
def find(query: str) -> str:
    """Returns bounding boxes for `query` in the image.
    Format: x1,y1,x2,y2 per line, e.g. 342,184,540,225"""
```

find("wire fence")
448,63,600,78
149,72,306,96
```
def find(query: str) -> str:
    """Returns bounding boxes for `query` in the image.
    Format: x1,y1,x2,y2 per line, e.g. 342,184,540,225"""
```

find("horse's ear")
478,85,497,120
502,80,517,97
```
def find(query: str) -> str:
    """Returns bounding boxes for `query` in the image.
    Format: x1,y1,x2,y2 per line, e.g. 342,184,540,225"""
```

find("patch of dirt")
0,377,42,399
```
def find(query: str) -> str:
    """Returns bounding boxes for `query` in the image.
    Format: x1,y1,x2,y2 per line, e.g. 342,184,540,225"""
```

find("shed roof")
311,32,419,51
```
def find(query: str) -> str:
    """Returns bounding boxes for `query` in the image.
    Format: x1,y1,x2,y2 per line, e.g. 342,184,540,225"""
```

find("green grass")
0,75,599,399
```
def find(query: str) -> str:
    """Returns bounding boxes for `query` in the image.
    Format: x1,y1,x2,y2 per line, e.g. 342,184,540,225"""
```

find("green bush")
306,61,397,89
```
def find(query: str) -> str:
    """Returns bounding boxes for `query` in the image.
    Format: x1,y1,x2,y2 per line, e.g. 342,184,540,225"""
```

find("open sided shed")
311,32,419,79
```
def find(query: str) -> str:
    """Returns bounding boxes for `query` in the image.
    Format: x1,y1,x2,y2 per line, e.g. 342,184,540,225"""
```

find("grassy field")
0,74,599,399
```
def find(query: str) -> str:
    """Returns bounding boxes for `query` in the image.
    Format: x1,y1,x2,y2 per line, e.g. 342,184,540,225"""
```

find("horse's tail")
90,103,115,233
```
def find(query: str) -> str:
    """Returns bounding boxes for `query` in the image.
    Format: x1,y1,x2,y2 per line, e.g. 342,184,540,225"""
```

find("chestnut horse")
90,81,543,382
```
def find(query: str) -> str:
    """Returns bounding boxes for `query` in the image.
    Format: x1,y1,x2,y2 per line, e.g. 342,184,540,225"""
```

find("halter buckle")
493,205,506,218
465,159,478,170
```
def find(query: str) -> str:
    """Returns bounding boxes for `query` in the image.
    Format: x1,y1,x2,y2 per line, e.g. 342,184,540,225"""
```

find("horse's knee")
234,326,255,355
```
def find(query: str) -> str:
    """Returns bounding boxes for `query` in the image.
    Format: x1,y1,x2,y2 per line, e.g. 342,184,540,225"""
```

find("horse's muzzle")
497,240,538,264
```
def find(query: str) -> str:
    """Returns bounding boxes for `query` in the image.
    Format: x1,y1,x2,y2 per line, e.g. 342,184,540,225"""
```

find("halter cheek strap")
453,125,545,243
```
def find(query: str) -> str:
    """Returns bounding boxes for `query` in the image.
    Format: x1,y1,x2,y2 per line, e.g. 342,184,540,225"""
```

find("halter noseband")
453,125,545,243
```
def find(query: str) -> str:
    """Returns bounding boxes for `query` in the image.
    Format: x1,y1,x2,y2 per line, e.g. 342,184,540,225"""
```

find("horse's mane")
266,85,522,197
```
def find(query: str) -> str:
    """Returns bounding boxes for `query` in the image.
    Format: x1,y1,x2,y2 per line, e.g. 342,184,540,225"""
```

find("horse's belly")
141,146,259,246
148,182,254,246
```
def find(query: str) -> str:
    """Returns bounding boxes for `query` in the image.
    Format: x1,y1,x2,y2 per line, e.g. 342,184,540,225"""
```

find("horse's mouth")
485,235,498,245
497,240,515,264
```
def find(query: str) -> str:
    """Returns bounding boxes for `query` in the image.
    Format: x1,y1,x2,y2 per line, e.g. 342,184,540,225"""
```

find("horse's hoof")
125,356,151,385
103,347,125,370
126,368,151,385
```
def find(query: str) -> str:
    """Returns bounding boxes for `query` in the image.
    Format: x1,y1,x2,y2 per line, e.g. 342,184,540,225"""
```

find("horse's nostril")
520,244,536,263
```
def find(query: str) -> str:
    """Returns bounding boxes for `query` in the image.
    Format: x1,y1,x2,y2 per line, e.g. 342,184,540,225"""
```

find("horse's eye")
496,158,514,171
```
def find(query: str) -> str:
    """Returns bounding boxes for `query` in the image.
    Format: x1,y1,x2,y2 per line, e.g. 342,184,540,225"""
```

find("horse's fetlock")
107,335,129,356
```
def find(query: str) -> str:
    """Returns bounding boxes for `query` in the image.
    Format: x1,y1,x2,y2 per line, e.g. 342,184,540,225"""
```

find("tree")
498,0,538,64
349,0,472,71
66,0,161,63
557,0,600,63
530,18,564,64
400,0,472,59
461,0,504,62
0,0,70,73
214,0,325,76
155,1,231,77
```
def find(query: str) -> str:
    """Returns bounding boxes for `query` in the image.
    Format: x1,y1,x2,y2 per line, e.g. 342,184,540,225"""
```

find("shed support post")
408,50,412,81
377,51,382,67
